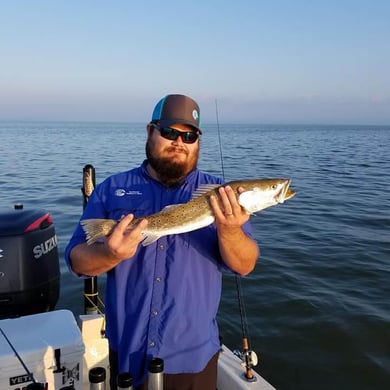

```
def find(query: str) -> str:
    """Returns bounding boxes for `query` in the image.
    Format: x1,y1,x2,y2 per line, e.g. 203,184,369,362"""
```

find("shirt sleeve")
64,183,107,277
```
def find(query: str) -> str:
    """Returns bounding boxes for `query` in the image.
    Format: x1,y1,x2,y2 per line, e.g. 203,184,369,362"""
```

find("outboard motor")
0,205,60,318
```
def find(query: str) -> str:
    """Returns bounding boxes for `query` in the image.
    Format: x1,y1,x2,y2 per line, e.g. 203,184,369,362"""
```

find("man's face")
146,123,200,186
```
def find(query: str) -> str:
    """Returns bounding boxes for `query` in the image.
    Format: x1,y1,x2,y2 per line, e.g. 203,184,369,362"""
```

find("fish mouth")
278,179,295,202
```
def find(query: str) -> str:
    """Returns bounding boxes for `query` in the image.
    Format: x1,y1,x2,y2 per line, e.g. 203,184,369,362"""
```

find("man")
65,94,259,389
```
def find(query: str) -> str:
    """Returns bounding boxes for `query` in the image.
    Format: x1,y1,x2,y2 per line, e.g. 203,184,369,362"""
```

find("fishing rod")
0,327,37,384
215,100,258,382
82,164,106,340
82,165,99,315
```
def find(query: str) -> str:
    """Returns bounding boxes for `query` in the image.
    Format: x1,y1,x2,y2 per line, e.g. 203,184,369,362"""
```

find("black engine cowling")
0,205,60,318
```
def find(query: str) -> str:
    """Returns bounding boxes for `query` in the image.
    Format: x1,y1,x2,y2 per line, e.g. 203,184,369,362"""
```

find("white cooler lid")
0,309,84,368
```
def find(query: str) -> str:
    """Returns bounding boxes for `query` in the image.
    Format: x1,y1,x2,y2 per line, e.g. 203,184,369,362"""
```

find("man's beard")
146,140,199,187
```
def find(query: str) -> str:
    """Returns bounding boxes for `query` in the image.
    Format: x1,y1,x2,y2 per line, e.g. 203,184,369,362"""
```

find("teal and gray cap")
151,94,202,133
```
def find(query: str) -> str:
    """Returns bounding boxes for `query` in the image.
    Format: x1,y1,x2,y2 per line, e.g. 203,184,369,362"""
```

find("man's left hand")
209,185,250,230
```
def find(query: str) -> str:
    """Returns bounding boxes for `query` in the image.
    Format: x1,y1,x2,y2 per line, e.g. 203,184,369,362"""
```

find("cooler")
0,310,84,390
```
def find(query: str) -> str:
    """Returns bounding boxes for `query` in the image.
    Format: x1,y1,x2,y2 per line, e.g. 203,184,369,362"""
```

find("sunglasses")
153,125,200,144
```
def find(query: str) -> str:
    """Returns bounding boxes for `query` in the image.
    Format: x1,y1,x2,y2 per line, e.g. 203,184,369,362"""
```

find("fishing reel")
233,348,259,382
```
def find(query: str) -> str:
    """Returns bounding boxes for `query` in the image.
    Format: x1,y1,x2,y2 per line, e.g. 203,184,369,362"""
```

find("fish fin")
159,204,183,213
141,233,161,246
81,218,117,245
191,184,221,199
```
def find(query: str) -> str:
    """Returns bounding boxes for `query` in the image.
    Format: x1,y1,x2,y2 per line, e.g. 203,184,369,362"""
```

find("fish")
81,178,295,246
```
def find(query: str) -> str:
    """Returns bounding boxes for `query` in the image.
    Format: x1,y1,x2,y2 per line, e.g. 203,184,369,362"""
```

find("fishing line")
0,327,37,383
215,100,226,178
214,100,252,353
235,273,250,343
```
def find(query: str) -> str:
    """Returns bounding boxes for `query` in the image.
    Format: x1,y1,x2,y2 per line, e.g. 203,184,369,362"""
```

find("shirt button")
159,244,164,250
156,277,161,282
149,341,155,347
153,310,158,316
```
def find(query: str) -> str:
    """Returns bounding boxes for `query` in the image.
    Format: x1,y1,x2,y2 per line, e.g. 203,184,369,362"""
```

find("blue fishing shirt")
65,161,254,386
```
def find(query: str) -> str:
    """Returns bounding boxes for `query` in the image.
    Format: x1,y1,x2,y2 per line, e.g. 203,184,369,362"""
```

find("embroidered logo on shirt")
115,189,143,197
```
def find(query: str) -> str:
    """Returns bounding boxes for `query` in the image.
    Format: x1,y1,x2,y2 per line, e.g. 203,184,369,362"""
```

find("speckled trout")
81,178,295,246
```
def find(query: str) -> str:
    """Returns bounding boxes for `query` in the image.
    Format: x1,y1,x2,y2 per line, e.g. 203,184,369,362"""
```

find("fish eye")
271,184,277,190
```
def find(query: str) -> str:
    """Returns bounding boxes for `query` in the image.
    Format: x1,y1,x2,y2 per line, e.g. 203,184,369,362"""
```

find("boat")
1,309,275,389
0,166,276,390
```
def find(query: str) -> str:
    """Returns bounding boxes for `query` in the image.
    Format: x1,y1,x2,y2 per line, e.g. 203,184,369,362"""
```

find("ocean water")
1,122,389,389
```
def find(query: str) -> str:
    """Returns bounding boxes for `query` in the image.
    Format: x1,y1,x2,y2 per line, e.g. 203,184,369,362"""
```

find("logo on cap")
192,110,199,121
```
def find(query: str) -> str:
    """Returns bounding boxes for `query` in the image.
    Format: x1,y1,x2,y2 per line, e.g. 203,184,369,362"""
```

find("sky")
0,1,389,125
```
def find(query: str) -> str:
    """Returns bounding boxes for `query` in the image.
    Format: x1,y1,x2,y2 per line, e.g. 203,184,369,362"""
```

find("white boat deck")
81,314,276,389
0,311,275,389
218,344,276,390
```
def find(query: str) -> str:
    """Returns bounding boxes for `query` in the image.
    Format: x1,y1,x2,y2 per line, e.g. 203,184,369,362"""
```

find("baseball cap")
151,94,202,133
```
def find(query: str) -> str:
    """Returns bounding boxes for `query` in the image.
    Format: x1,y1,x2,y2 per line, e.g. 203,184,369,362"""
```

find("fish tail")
81,218,117,245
